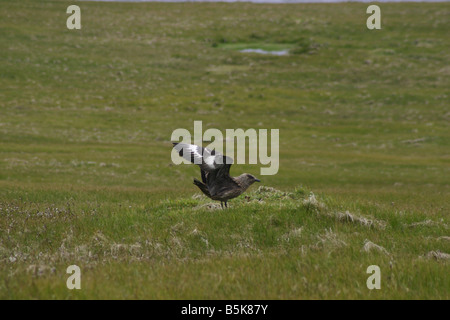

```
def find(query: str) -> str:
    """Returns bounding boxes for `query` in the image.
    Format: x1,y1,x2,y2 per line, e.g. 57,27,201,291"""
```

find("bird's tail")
193,178,211,198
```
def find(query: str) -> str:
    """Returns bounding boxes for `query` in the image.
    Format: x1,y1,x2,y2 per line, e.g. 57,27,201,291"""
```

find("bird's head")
239,173,261,187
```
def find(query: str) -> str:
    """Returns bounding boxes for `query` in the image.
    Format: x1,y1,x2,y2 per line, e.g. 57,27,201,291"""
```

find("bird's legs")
220,201,228,209
221,202,224,209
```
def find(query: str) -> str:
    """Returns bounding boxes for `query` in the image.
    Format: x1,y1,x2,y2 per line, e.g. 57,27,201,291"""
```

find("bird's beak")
255,178,261,182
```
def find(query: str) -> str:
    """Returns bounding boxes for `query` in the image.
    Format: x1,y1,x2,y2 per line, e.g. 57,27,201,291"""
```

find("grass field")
0,0,449,299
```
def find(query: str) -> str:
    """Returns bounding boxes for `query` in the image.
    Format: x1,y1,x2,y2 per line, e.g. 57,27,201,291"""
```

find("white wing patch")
204,155,216,169
173,142,231,171
187,144,203,165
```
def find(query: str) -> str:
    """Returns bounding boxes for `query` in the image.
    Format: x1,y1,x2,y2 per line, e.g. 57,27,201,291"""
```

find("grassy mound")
1,186,448,299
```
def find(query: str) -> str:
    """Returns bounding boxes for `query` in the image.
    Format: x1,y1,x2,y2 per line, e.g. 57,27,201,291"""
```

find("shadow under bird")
172,143,261,208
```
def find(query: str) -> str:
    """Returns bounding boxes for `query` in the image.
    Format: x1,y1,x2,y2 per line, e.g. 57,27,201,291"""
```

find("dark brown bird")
173,142,260,208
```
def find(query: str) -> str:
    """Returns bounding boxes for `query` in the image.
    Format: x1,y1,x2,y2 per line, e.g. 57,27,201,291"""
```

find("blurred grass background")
0,0,448,299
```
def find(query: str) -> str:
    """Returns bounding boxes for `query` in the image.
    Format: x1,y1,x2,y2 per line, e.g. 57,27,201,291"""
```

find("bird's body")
173,143,260,208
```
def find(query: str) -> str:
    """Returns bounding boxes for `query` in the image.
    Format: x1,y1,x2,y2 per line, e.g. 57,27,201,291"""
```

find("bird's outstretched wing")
173,142,241,198
172,142,233,174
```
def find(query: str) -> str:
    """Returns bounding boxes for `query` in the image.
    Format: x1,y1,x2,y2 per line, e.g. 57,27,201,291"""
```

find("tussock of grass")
279,227,303,242
362,240,390,256
248,185,303,201
406,219,449,229
311,228,347,251
295,192,386,229
193,202,222,210
424,251,450,261
302,192,326,212
26,264,56,277
333,211,387,230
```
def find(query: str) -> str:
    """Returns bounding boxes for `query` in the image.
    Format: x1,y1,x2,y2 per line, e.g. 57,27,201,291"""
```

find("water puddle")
239,48,290,56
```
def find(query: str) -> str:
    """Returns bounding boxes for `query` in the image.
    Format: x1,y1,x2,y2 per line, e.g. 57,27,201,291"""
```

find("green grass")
0,0,449,299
